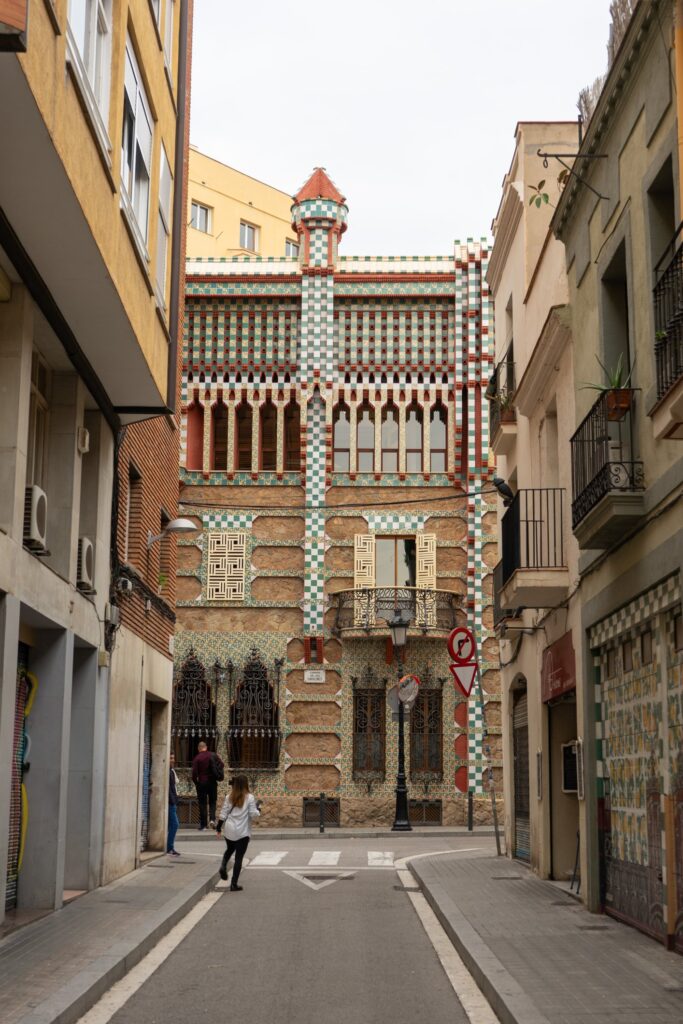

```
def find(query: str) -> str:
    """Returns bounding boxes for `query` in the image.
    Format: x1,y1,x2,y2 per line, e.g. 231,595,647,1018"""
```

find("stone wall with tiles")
174,169,501,827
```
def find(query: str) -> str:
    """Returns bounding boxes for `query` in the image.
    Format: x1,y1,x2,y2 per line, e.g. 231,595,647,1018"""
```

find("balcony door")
375,537,416,588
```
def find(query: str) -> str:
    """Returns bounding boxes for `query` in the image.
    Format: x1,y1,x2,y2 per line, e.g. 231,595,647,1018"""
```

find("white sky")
190,0,613,255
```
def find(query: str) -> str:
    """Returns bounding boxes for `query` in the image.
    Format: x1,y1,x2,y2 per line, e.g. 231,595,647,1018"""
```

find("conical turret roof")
294,167,346,205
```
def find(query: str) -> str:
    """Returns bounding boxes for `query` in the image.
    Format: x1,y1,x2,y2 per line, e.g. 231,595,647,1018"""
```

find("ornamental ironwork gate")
226,650,282,771
513,689,530,862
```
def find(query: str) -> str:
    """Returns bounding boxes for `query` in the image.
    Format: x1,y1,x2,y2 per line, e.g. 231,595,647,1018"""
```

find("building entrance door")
548,697,579,881
140,702,152,853
513,689,530,862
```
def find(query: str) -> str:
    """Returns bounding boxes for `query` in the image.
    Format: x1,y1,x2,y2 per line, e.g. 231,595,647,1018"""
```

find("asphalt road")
108,835,495,1024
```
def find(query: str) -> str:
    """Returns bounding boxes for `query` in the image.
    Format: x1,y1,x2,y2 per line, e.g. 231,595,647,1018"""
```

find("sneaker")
230,884,243,892
198,826,206,832
168,849,181,857
219,865,228,881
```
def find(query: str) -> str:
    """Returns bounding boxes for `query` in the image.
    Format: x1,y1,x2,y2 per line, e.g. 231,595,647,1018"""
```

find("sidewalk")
0,854,219,1024
411,853,683,1024
178,824,496,841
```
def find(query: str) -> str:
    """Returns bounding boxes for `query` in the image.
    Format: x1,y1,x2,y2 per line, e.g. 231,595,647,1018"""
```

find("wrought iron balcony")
570,389,644,548
487,349,517,454
332,586,460,635
652,225,683,439
498,489,569,608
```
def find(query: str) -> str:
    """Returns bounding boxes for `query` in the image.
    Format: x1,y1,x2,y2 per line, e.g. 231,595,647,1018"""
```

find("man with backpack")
191,741,224,831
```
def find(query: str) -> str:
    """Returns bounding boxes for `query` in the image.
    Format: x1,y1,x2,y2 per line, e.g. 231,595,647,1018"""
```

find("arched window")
381,403,399,472
406,402,423,472
284,400,301,470
259,399,277,471
357,401,375,472
171,650,217,768
186,401,204,471
430,402,447,472
227,650,282,770
211,401,228,471
234,401,253,471
333,402,351,471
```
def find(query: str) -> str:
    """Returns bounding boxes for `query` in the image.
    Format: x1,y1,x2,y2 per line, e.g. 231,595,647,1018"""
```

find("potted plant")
580,353,635,421
495,388,516,422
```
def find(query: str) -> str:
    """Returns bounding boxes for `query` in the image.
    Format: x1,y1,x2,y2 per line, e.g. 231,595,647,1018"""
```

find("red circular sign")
448,627,476,665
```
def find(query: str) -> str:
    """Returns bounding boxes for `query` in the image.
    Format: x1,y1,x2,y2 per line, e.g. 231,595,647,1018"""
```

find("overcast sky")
190,0,613,254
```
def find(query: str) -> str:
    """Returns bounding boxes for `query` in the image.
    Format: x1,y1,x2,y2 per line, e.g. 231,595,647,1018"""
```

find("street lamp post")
389,609,413,832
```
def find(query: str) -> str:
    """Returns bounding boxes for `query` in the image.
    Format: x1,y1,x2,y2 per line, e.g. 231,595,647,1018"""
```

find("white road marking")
249,850,288,865
283,870,355,891
308,850,341,865
74,891,222,1024
246,864,395,870
368,850,394,866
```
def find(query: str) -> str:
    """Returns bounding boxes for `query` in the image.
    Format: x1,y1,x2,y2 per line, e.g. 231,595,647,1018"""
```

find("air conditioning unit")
77,536,95,591
24,485,48,551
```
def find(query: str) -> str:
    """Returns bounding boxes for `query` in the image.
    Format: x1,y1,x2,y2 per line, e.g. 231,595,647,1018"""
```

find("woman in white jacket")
215,773,260,891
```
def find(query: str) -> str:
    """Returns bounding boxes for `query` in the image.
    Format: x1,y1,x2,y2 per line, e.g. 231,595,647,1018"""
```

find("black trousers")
195,780,217,828
222,836,250,885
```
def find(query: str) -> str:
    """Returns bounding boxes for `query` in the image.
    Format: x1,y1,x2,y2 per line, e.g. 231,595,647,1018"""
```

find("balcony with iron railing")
331,587,461,637
487,348,517,455
497,488,569,609
652,223,683,439
570,389,644,548
493,560,523,628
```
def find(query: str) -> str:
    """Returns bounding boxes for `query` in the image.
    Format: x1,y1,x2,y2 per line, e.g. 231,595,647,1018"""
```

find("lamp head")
388,608,412,649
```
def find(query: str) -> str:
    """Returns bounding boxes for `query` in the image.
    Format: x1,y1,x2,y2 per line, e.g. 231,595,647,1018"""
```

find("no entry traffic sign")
447,626,476,664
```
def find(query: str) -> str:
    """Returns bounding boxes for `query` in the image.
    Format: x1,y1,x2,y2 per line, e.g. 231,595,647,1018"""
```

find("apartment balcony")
487,352,517,455
497,488,569,609
332,587,460,638
570,390,644,549
652,227,683,440
493,560,524,628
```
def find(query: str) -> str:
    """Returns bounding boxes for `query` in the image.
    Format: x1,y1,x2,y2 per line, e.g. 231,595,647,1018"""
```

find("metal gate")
513,690,530,862
6,644,30,911
140,703,152,852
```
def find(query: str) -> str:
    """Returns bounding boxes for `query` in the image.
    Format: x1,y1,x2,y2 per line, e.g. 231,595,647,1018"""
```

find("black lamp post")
389,608,413,832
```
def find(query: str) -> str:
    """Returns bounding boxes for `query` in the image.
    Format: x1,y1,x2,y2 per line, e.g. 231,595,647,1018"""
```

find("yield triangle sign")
283,870,354,891
450,662,477,697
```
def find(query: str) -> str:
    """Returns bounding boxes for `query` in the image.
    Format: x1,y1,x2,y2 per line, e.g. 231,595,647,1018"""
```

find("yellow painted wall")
187,148,296,259
17,0,182,396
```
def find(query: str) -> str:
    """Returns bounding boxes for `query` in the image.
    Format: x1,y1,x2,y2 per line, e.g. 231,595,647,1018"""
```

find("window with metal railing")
653,221,683,400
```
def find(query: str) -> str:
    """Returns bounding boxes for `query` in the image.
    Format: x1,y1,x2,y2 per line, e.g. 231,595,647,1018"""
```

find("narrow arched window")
186,401,204,471
430,402,447,472
259,399,277,471
234,401,253,471
211,401,228,471
357,401,375,472
333,402,351,471
284,400,301,470
406,402,423,472
381,403,399,472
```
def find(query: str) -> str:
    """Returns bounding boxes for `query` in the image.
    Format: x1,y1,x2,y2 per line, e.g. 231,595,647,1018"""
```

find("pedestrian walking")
167,752,180,857
191,741,224,831
215,774,261,891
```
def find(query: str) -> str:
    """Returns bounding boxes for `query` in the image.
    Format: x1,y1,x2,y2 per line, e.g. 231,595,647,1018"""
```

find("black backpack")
209,752,225,782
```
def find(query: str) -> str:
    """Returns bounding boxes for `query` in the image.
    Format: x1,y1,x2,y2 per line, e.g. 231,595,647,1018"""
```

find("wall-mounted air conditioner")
77,536,95,591
23,485,48,552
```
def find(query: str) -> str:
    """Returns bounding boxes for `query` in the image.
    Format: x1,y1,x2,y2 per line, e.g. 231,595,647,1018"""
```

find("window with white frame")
67,0,112,123
27,353,50,490
156,146,173,306
285,239,299,258
240,221,258,252
190,201,211,233
164,0,175,67
121,38,153,248
150,0,161,23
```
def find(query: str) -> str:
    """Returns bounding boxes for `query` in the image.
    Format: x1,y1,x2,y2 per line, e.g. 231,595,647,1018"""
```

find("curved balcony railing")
332,586,460,634
225,726,281,772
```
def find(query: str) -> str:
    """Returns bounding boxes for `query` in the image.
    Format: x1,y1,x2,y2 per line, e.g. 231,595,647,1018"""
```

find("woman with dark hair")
215,773,261,891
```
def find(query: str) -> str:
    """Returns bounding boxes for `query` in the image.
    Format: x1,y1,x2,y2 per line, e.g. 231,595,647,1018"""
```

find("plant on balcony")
580,353,635,421
494,388,516,422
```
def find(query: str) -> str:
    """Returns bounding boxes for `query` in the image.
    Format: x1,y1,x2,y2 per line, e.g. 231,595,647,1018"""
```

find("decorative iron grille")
500,488,566,587
303,797,340,827
351,666,387,783
410,666,444,783
225,649,283,771
570,390,644,529
333,586,459,633
171,650,217,768
653,225,683,400
408,799,442,825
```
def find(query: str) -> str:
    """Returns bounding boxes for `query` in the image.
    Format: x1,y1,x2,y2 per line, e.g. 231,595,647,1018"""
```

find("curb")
178,827,496,842
16,865,220,1024
410,859,550,1024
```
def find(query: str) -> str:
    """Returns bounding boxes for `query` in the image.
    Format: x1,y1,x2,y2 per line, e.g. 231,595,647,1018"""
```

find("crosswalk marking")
367,851,394,866
308,850,341,866
249,851,288,866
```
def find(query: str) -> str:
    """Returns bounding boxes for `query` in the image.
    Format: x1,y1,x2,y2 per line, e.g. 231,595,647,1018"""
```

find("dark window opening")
260,400,277,471
410,689,443,778
353,690,386,778
235,401,253,471
284,400,301,470
211,401,228,471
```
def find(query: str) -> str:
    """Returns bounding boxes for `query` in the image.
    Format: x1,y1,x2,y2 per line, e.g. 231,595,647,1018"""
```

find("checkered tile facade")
303,393,327,634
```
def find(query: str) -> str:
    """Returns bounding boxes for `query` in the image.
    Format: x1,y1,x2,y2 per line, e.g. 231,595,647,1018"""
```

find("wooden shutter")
416,532,437,626
354,533,375,626
206,531,246,601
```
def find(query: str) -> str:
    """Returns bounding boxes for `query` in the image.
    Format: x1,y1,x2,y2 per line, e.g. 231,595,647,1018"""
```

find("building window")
227,651,281,770
284,400,301,470
211,400,228,471
285,239,299,258
406,401,423,472
376,536,416,588
357,401,375,472
430,402,447,472
622,639,633,673
27,353,50,489
410,689,443,778
67,0,112,117
675,613,683,652
125,463,142,566
150,0,161,22
121,37,153,246
171,651,217,768
190,201,211,233
259,400,277,471
235,401,253,471
353,690,385,778
186,401,204,471
163,0,175,67
606,647,617,679
333,402,351,471
381,403,399,472
641,630,653,665
240,221,258,252
156,146,172,306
